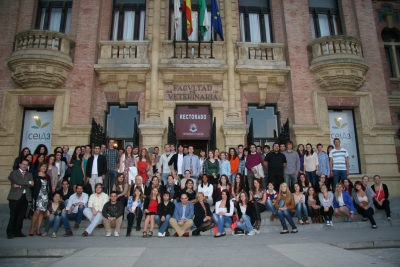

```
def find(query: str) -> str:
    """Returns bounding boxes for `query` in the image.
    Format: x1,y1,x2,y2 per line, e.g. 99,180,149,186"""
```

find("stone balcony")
159,41,228,84
7,30,75,89
235,42,290,106
94,41,151,105
308,35,369,91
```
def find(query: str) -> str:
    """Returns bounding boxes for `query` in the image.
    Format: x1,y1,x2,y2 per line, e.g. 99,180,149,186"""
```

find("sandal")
42,233,47,237
36,231,43,236
305,221,309,224
298,220,304,225
372,225,378,229
291,229,298,233
280,230,289,234
52,233,57,238
148,231,153,237
143,231,147,238
362,218,368,221
388,217,391,221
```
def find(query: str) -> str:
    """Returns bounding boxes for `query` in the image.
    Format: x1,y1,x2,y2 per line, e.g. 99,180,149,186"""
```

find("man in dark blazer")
85,145,108,192
7,159,34,239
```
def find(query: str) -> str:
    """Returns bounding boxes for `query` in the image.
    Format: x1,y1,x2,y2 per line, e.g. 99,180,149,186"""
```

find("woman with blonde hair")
192,192,214,236
126,186,146,235
319,184,334,226
274,183,298,234
136,148,151,186
333,182,354,222
171,170,181,186
119,145,136,184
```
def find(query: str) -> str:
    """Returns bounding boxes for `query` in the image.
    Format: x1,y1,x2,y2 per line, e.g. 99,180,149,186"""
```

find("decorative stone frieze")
7,30,75,89
308,35,369,91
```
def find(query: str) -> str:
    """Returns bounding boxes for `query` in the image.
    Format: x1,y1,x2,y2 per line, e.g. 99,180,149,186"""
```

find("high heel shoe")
36,231,43,236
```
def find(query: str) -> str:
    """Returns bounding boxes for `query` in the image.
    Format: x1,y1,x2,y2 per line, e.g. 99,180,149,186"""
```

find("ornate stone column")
221,0,247,147
138,0,166,148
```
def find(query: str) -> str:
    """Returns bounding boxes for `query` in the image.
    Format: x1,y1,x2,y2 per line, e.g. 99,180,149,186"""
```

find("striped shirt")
329,148,348,171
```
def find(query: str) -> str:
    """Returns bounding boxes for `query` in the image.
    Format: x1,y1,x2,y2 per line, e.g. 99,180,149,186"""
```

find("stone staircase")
0,199,399,237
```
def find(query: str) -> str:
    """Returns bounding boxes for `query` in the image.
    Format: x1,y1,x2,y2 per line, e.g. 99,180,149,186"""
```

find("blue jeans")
277,200,297,231
61,205,85,232
212,214,232,234
236,214,253,232
333,170,347,192
45,215,61,234
295,203,309,221
155,214,171,234
105,171,118,193
285,174,297,190
230,173,237,185
161,173,170,186
266,199,278,214
306,171,317,187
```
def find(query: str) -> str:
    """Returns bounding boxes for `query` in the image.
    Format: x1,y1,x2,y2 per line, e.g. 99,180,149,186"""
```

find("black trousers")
7,194,28,236
374,200,391,218
308,206,320,218
126,207,143,232
355,204,376,226
254,201,266,221
269,174,284,191
320,206,333,221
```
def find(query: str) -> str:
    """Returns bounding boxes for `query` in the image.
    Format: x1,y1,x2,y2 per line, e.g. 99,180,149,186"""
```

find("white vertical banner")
21,110,53,153
328,110,360,174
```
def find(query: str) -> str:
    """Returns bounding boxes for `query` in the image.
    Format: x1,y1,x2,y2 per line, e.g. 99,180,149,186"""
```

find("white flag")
174,0,181,29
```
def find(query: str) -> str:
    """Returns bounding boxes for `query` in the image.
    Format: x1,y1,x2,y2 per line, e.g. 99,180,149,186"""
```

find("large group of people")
6,138,392,239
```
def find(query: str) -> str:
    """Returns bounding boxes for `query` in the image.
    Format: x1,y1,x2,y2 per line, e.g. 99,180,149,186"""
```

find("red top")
137,161,149,185
375,188,386,201
148,199,158,214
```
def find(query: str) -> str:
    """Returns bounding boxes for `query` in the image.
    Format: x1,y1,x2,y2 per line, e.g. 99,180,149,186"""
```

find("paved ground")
0,227,399,267
354,248,400,266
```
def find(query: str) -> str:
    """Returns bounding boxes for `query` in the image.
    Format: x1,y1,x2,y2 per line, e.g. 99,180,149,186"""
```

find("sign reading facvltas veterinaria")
164,85,222,101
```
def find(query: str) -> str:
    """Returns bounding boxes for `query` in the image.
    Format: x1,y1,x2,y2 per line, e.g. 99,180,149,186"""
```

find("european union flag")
211,0,224,41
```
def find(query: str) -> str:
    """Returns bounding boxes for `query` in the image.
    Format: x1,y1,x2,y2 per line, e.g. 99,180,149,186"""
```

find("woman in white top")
197,175,213,205
198,149,206,177
212,189,234,237
54,151,66,182
119,145,136,185
318,184,334,226
304,143,319,188
293,183,309,225
352,181,377,229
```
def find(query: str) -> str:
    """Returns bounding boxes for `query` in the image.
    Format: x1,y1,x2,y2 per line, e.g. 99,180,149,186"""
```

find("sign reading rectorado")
164,85,222,101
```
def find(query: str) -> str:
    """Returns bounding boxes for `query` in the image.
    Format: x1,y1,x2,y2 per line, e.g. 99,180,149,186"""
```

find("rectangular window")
239,0,272,43
309,0,341,39
169,0,213,41
36,1,72,34
247,106,278,139
385,46,394,77
111,0,146,41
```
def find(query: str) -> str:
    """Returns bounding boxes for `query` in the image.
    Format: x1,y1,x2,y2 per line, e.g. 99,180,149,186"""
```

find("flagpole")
197,11,201,58
210,26,214,59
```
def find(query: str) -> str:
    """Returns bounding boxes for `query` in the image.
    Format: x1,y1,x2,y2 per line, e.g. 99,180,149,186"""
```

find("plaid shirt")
238,158,246,174
104,148,119,171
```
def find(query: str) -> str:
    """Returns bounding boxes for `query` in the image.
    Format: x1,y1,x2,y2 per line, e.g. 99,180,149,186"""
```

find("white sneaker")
247,230,256,236
158,232,164,237
329,221,334,226
325,221,330,226
106,232,111,237
114,231,119,237
254,229,260,235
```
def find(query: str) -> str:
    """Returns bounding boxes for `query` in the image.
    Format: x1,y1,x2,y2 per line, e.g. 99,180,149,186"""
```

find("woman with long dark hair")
136,148,151,186
235,191,259,235
13,147,31,170
231,173,246,202
297,144,305,178
228,148,240,185
249,178,266,230
68,146,84,191
31,153,45,177
33,144,48,163
304,143,318,187
352,181,377,229
46,154,59,193
212,189,234,238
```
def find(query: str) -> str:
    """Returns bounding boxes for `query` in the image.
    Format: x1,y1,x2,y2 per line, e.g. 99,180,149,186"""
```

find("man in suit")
85,145,108,192
6,159,34,239
169,193,194,237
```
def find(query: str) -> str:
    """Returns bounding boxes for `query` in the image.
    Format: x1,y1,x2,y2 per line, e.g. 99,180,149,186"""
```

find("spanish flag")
184,0,193,37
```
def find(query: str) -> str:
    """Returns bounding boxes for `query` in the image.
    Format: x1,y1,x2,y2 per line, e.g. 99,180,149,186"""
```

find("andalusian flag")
198,0,210,36
174,0,181,29
184,0,193,36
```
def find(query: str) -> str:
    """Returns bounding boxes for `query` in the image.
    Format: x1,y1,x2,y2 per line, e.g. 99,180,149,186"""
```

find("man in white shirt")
61,184,88,237
159,144,174,185
329,138,349,192
82,183,109,236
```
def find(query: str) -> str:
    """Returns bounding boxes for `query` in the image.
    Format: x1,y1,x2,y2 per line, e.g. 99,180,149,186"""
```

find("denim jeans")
212,214,232,234
61,205,85,232
285,174,297,191
277,200,297,231
295,203,309,221
155,214,171,234
236,214,253,232
230,173,237,185
332,170,347,192
161,173,170,186
45,215,61,234
306,171,317,187
265,199,277,214
105,171,118,194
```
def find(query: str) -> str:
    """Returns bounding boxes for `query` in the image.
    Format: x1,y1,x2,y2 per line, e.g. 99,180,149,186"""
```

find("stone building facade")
0,0,399,202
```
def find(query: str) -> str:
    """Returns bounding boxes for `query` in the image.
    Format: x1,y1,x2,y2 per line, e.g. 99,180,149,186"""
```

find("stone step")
2,218,398,237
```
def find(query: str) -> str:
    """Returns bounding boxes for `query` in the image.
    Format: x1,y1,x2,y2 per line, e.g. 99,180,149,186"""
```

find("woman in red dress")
136,148,151,186
142,187,160,237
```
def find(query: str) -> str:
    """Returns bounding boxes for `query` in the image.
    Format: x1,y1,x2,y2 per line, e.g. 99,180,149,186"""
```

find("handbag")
128,166,138,184
234,228,245,235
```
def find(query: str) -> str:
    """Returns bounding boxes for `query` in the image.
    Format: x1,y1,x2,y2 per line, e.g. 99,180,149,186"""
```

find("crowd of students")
5,138,392,239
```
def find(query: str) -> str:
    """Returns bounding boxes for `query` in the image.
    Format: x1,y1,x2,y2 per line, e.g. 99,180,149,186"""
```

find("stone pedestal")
221,122,248,152
138,119,166,149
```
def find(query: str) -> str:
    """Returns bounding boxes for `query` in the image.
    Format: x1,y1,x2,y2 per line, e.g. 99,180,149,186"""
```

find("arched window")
382,27,400,78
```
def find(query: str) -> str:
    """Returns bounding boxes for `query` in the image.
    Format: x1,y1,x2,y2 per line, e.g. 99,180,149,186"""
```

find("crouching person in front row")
102,191,124,236
169,193,194,237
